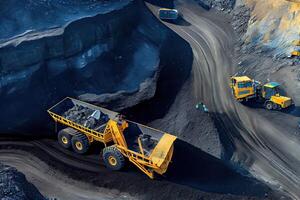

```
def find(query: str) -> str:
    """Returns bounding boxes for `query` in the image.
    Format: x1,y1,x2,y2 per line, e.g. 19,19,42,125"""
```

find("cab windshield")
237,81,252,88
265,86,280,99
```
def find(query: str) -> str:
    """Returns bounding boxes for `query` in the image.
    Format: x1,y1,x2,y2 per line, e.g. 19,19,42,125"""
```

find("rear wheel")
58,129,72,149
71,134,89,154
272,103,279,110
103,146,125,171
265,101,273,110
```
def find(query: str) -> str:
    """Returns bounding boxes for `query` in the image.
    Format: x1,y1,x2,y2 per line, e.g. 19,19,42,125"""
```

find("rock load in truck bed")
63,105,110,131
49,97,118,131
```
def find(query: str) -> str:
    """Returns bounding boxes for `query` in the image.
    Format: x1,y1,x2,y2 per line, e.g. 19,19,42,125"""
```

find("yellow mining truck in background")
291,39,300,57
230,76,293,110
48,97,176,179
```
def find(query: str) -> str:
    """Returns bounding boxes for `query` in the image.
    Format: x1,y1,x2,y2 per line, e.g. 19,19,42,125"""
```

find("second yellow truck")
230,76,293,110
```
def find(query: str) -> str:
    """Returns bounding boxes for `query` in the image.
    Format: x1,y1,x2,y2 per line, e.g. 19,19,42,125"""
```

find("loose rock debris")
63,105,109,129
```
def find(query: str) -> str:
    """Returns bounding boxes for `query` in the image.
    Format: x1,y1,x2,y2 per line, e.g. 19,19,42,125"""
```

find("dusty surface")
148,77,222,158
0,150,133,200
0,138,275,200
144,0,300,199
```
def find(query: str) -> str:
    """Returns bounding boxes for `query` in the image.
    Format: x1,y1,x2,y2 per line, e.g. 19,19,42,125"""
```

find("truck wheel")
71,134,89,154
272,103,279,110
265,101,273,110
103,146,125,171
58,129,72,149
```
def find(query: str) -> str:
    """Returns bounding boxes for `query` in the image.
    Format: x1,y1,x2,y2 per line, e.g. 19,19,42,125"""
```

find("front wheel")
272,103,279,110
102,146,125,171
265,101,273,110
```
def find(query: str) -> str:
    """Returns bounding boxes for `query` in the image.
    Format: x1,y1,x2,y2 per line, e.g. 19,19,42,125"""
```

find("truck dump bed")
48,97,173,149
48,97,119,143
124,121,165,156
48,97,119,121
117,120,176,176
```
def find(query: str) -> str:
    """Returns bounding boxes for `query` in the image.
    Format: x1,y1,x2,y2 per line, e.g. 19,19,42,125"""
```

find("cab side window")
232,79,236,86
238,82,244,88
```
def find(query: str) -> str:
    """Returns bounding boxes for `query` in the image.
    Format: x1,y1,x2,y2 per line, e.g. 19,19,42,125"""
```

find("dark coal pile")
0,163,46,200
63,105,109,129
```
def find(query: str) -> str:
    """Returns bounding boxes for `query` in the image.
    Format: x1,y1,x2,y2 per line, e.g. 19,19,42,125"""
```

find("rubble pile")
63,105,109,129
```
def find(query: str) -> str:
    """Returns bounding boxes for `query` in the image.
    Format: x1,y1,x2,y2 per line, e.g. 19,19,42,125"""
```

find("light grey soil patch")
149,77,222,158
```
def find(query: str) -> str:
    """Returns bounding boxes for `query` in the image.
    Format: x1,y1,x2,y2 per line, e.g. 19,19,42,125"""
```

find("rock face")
0,163,46,200
0,0,132,41
232,0,300,106
0,0,170,134
195,0,236,10
242,0,300,57
232,5,251,38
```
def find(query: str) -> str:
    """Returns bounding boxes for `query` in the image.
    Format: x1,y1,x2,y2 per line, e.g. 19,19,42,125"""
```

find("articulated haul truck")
48,97,177,178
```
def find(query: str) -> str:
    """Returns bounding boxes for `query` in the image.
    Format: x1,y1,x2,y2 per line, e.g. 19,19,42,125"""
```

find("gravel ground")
149,77,222,158
194,0,235,10
0,163,46,200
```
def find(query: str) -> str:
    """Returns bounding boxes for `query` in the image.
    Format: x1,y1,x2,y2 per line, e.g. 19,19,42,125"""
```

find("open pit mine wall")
243,0,300,57
0,0,176,135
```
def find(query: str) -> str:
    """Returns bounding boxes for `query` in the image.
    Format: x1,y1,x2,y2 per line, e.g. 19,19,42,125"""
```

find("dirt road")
145,0,300,198
0,138,272,199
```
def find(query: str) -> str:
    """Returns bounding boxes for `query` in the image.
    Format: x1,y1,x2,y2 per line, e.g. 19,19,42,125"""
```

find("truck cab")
230,76,255,101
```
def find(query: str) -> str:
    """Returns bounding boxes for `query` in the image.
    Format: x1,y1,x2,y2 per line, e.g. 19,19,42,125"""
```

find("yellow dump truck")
291,39,300,57
230,76,293,110
47,97,176,179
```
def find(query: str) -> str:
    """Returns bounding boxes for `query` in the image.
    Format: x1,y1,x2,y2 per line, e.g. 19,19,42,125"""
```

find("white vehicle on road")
158,8,179,20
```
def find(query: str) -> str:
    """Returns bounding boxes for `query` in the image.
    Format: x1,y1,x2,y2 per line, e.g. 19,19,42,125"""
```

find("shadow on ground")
165,139,270,197
243,100,300,117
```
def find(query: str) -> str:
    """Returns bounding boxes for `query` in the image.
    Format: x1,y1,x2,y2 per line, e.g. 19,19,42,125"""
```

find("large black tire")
71,134,89,154
265,101,273,110
272,103,279,110
102,146,125,171
57,128,73,149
